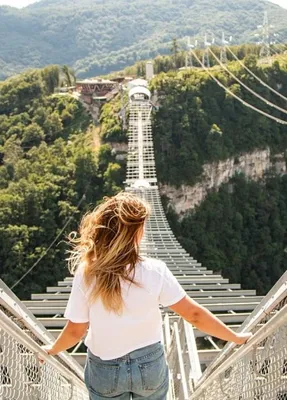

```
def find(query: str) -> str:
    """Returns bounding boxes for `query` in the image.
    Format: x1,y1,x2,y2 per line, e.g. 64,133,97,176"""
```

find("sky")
267,0,287,7
0,0,287,7
0,0,38,7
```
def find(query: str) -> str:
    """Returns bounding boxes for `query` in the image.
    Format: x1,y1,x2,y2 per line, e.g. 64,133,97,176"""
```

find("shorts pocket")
87,357,120,397
139,350,168,391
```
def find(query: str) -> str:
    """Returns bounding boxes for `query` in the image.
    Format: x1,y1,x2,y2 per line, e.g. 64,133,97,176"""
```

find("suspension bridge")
0,76,287,399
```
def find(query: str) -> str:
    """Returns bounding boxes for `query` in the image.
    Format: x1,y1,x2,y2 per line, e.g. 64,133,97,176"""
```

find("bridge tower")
185,37,198,68
220,31,231,64
257,11,272,64
202,34,213,68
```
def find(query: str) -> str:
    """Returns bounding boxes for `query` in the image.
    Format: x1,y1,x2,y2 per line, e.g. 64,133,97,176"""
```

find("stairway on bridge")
22,84,263,371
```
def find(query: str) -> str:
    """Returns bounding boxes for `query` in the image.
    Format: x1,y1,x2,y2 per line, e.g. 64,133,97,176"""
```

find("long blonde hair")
68,192,150,313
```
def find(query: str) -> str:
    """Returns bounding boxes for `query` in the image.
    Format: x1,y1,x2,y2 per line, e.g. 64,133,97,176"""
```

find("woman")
43,192,251,399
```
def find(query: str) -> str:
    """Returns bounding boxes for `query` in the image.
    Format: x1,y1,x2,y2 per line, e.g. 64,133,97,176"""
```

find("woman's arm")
169,295,252,344
43,321,89,356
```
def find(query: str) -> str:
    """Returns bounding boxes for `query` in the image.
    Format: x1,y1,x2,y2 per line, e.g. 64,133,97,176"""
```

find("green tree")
61,65,76,87
170,38,180,69
0,66,124,300
22,123,45,147
42,65,60,94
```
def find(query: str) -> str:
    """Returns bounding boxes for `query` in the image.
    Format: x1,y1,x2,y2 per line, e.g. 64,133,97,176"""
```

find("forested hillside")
146,55,287,294
102,52,287,295
150,57,287,186
1,51,287,298
0,0,287,79
167,174,287,295
0,67,125,298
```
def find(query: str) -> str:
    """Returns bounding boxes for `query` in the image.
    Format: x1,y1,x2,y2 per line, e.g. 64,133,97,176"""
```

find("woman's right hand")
233,332,253,345
169,296,254,345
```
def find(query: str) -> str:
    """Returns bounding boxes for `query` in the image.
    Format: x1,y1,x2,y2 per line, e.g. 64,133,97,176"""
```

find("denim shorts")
84,342,169,399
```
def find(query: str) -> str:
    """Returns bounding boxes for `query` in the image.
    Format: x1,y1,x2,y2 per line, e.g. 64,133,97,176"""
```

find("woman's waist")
87,340,163,363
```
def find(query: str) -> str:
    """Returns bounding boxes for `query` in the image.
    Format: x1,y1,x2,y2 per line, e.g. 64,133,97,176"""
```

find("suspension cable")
190,49,287,125
209,47,287,116
272,33,287,50
11,193,86,290
226,46,287,103
269,46,280,56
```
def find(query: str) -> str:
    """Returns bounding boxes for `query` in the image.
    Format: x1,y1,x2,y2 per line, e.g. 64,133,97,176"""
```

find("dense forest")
112,43,262,77
166,174,287,295
1,49,287,298
1,0,287,79
102,50,287,294
150,56,287,186
0,67,125,298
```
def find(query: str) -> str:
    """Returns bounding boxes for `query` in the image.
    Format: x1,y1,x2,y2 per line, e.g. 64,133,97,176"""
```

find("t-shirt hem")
86,338,163,360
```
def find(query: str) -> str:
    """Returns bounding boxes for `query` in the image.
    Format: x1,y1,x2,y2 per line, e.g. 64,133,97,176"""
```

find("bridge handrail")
191,271,287,397
0,279,84,379
1,309,87,390
190,300,287,399
0,279,88,399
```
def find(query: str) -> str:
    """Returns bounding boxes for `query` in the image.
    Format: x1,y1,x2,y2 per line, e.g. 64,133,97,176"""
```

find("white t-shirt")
64,257,186,360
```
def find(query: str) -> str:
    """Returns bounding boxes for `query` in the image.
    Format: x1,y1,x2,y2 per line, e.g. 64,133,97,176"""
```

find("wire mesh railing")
0,280,89,400
163,307,203,400
167,318,202,400
189,271,287,400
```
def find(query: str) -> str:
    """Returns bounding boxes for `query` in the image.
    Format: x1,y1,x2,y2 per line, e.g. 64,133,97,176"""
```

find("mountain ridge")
0,0,286,80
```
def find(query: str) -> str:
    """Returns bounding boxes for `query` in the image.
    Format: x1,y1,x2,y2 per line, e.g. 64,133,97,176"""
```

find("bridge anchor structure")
0,79,286,399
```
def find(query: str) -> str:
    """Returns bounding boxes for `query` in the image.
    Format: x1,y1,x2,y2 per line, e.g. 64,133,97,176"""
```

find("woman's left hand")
39,344,57,363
